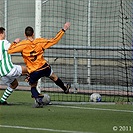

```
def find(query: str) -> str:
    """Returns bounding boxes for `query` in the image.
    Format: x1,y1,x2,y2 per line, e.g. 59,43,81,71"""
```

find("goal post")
35,0,42,93
4,0,8,37
87,0,91,84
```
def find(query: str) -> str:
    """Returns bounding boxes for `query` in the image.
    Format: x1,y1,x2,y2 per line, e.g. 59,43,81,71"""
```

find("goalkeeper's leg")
30,83,44,108
49,72,71,94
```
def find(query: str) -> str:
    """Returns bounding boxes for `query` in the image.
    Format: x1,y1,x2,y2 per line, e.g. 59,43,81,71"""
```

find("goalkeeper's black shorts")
29,63,53,84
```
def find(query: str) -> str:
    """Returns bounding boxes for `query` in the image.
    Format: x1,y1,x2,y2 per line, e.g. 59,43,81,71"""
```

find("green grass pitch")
0,90,132,133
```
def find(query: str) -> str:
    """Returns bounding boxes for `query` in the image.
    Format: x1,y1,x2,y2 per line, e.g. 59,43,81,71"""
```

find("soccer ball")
90,93,102,102
42,93,51,105
34,93,51,106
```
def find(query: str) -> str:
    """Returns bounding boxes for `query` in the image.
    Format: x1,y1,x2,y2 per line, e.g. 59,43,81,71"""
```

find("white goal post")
87,0,91,84
35,0,42,93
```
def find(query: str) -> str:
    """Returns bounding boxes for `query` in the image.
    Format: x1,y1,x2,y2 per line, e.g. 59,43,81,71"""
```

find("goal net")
0,0,132,102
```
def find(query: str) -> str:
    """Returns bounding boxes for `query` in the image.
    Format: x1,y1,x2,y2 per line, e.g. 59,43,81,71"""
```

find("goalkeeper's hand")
63,22,70,31
24,75,30,83
14,38,21,43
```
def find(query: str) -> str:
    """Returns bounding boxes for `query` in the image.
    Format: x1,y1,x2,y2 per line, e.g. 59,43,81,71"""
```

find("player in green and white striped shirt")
0,27,28,105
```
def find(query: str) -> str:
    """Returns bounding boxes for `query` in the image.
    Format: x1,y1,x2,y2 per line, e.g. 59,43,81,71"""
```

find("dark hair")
0,27,5,34
25,26,34,36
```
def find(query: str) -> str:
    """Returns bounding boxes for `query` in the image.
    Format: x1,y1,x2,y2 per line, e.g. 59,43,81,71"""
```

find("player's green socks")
0,87,13,103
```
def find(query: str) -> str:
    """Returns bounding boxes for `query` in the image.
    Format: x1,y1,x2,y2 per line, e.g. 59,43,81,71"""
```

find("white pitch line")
53,105,133,113
0,125,95,133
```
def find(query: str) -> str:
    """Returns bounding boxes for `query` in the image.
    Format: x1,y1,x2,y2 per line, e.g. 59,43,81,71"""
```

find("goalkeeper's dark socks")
54,78,67,91
31,87,40,98
0,87,13,102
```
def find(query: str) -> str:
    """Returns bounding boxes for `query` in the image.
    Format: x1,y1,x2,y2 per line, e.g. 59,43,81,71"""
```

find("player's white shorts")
1,65,22,86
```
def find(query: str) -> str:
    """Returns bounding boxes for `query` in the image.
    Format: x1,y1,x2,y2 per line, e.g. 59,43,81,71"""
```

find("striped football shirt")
0,40,14,76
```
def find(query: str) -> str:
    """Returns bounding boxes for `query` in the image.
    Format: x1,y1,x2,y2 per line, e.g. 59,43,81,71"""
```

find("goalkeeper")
8,22,71,107
0,27,28,105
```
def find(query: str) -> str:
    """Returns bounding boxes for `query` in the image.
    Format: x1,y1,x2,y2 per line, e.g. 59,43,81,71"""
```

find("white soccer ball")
42,93,51,105
90,93,102,102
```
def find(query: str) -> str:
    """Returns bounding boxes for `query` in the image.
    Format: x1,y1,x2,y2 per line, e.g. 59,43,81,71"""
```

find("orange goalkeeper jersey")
8,29,65,73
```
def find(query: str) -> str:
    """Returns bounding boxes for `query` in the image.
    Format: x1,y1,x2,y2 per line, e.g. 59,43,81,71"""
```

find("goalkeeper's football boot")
64,83,71,94
34,95,44,108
